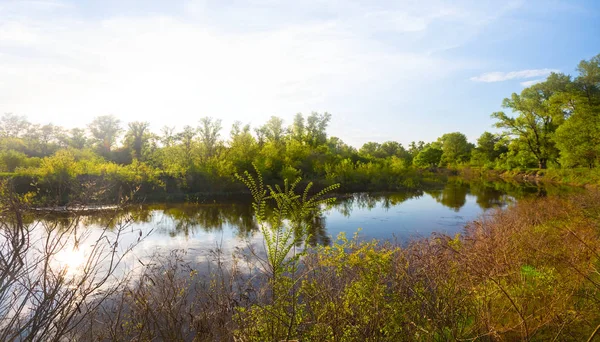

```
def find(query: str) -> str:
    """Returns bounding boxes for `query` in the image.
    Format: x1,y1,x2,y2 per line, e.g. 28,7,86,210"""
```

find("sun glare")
54,246,86,277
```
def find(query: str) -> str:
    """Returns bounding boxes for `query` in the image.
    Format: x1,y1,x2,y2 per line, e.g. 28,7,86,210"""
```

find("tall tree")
0,113,29,138
413,146,443,168
260,116,287,145
177,125,197,165
553,54,600,167
126,121,151,160
68,128,88,149
438,132,472,166
491,73,571,169
472,131,507,165
88,115,122,156
198,117,222,159
291,113,305,142
305,112,331,147
160,126,176,148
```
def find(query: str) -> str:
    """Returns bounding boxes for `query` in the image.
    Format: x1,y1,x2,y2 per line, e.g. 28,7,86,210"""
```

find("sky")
0,0,599,147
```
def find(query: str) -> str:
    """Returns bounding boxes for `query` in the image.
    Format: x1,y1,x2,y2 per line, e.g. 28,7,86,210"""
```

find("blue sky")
0,0,598,147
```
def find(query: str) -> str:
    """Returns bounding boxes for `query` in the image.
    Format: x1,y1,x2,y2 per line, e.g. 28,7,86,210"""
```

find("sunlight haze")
1,0,598,146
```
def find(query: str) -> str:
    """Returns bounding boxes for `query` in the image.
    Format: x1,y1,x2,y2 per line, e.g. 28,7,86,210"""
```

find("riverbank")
71,188,600,341
458,167,600,188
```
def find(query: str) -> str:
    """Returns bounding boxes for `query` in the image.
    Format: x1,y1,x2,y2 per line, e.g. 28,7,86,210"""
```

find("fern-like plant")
234,164,339,341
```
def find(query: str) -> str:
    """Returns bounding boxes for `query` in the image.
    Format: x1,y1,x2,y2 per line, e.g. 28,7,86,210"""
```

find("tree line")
0,54,598,203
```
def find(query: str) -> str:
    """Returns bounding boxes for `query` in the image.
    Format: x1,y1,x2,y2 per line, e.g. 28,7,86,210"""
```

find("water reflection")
28,179,579,248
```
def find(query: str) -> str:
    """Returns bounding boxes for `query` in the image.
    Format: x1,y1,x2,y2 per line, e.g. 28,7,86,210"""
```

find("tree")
413,146,443,168
553,54,600,168
0,113,29,138
160,126,176,148
291,113,305,142
438,132,473,166
492,73,571,169
88,115,122,156
471,131,507,166
305,112,331,147
68,128,88,149
408,141,425,157
177,125,197,165
259,116,287,145
198,117,222,159
229,121,258,171
125,121,151,160
359,142,383,158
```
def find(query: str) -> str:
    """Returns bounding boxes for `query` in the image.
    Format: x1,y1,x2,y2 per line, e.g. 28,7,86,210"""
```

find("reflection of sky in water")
324,193,497,242
41,180,571,277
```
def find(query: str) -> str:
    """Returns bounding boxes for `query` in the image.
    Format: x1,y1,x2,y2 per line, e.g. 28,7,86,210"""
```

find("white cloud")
470,68,558,82
520,79,545,87
0,0,525,146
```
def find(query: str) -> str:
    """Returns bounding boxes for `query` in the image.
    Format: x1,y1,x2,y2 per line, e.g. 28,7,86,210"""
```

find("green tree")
160,126,176,148
291,113,305,142
305,112,331,147
88,115,122,156
0,113,29,138
125,121,151,160
492,73,571,169
438,132,473,166
553,54,600,167
177,125,197,166
413,146,443,168
259,116,287,145
68,128,88,149
198,117,222,159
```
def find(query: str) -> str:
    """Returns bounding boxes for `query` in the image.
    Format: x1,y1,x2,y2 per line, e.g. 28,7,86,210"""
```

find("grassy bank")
0,166,446,206
459,167,600,188
69,190,600,341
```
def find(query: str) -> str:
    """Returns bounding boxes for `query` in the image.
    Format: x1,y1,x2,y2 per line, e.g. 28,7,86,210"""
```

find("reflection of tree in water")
304,211,330,246
468,182,508,209
35,209,137,230
334,191,422,216
426,182,469,212
157,204,257,238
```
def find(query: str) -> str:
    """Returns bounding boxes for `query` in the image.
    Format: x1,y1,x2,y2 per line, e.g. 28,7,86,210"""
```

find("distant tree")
408,141,425,157
438,132,473,166
177,125,197,165
229,121,258,171
160,126,176,148
88,115,122,155
68,128,88,149
260,116,287,145
471,131,507,166
305,112,331,147
0,113,29,138
125,121,151,160
198,117,222,159
291,113,305,142
359,142,383,158
413,146,443,168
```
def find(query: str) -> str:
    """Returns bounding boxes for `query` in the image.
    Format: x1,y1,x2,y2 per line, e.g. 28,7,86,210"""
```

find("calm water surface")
36,180,574,274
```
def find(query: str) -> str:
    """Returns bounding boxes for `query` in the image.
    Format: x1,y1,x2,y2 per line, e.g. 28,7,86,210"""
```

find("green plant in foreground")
234,164,339,341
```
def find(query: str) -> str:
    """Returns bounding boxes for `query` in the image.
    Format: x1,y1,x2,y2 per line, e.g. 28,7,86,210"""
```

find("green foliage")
234,165,339,341
438,132,473,166
413,146,443,168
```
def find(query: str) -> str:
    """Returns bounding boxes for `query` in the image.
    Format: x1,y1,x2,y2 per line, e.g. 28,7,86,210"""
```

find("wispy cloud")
0,0,528,145
520,79,545,87
470,68,558,82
